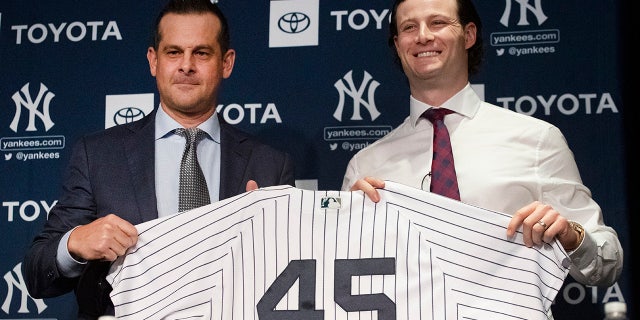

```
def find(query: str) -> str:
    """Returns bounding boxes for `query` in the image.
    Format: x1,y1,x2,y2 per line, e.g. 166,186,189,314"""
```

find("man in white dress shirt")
342,0,622,299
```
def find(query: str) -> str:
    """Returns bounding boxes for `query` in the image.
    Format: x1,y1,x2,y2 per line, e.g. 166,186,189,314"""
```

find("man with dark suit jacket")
22,1,295,318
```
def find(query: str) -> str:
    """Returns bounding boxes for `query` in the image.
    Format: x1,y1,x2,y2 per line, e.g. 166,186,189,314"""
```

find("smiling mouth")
416,51,440,57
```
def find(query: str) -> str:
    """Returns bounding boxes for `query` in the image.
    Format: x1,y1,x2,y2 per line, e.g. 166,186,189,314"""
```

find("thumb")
246,180,259,192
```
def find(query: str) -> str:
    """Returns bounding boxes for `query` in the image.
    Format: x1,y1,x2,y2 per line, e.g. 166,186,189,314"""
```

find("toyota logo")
278,12,311,34
114,107,146,125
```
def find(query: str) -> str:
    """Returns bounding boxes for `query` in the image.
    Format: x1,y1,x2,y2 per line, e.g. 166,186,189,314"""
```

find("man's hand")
506,201,581,250
67,214,138,262
350,177,385,202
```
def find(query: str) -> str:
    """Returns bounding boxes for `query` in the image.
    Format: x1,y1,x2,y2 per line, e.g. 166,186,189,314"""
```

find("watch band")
567,221,585,251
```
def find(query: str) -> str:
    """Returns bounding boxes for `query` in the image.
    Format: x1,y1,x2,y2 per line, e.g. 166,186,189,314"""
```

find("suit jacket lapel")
123,110,158,223
219,114,250,200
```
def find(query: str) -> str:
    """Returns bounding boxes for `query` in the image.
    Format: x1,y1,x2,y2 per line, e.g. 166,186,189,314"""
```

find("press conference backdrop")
0,1,632,319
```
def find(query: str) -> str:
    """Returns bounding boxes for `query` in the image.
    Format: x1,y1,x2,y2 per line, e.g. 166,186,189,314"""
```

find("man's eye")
402,25,416,32
433,19,455,27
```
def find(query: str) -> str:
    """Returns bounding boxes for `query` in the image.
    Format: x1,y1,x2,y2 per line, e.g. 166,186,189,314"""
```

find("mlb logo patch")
320,196,341,209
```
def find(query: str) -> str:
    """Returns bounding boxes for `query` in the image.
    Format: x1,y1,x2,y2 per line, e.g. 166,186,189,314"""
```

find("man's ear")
147,47,158,77
222,49,236,79
464,22,477,49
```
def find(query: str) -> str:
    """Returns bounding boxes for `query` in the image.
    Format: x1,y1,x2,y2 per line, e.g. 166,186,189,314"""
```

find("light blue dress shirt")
155,106,221,217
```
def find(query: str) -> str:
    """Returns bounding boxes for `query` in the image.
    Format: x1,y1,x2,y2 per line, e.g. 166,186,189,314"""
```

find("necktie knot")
423,108,454,123
175,127,206,146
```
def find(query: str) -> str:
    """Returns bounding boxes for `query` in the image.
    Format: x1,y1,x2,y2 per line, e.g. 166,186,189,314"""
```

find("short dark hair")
388,0,484,76
151,0,231,54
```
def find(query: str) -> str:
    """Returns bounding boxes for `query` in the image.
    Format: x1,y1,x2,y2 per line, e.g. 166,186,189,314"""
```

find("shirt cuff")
56,227,87,278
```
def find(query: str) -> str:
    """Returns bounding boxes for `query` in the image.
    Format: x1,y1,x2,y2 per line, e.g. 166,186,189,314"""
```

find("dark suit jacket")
22,110,295,319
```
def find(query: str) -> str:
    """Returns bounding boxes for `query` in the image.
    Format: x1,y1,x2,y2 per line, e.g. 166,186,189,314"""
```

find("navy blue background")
0,1,633,319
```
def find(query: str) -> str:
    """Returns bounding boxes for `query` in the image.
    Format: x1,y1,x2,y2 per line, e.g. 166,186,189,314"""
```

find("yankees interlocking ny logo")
500,0,548,27
10,83,55,133
2,263,47,314
333,70,381,122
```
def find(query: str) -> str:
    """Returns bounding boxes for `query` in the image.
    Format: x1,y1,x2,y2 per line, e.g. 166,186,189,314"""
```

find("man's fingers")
351,178,383,203
363,177,385,189
246,180,259,192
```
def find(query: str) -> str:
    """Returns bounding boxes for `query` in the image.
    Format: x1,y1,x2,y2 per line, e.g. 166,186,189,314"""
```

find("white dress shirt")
342,83,622,287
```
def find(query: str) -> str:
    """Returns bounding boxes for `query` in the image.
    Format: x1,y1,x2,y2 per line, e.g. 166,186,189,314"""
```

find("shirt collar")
409,83,482,127
155,105,221,143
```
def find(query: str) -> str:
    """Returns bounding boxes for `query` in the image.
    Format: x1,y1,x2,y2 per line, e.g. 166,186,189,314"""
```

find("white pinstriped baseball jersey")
107,181,570,320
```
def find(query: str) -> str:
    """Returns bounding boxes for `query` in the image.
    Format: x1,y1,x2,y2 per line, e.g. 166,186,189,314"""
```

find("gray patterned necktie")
175,127,210,212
